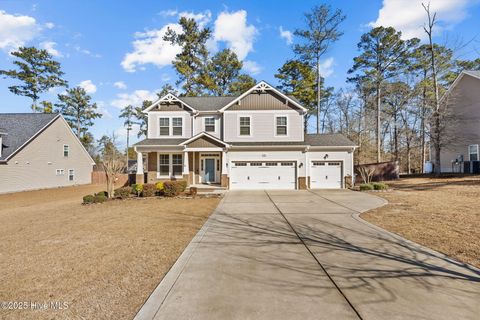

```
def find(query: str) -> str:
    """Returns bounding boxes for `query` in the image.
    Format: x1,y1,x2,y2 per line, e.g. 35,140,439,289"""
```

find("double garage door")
310,161,342,189
230,161,296,190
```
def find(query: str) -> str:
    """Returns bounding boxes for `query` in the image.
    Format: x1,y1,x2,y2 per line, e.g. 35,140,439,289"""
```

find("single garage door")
310,161,342,189
230,161,296,190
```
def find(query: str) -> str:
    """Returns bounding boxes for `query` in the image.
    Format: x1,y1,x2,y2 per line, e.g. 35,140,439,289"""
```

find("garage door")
310,161,342,189
230,161,296,190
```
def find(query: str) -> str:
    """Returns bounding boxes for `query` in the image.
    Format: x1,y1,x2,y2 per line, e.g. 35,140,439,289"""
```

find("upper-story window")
469,144,479,161
205,117,215,132
239,116,251,136
159,118,170,136
276,116,287,136
63,144,69,157
172,117,183,136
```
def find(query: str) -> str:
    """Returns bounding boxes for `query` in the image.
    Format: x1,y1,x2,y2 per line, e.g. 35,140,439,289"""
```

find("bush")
372,182,388,190
114,187,131,199
163,180,187,197
359,183,374,191
131,184,143,196
83,194,95,204
96,191,108,198
93,193,107,203
190,186,198,198
141,183,156,197
155,181,164,191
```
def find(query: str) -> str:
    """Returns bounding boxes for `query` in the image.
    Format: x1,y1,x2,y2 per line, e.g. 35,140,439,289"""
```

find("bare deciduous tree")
101,134,126,198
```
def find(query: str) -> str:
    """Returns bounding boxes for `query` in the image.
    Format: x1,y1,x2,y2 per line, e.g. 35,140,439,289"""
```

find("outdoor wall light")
299,162,303,168
324,154,329,160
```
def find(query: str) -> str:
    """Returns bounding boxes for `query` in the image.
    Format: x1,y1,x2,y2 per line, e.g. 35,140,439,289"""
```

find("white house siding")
193,114,222,139
223,110,304,142
147,111,192,139
0,118,93,194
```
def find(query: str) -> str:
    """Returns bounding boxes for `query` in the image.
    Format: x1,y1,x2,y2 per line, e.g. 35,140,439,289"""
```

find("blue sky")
1,0,479,146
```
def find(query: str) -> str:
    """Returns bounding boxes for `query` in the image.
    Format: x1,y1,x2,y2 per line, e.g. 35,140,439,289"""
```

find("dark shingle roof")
134,138,187,146
178,96,238,111
305,133,356,147
0,113,59,161
135,134,356,148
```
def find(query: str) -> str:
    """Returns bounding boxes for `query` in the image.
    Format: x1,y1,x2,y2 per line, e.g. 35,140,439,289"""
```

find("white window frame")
468,144,479,161
159,117,170,136
275,115,288,137
172,117,183,136
158,116,185,137
56,169,65,175
204,117,216,133
63,144,69,157
238,116,251,137
68,169,74,181
157,153,184,178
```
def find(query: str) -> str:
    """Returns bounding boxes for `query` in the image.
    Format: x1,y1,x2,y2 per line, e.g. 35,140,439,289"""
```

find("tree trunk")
106,172,114,198
76,116,81,138
126,127,130,170
420,71,427,173
316,57,321,134
394,112,398,161
376,82,382,163
407,143,412,174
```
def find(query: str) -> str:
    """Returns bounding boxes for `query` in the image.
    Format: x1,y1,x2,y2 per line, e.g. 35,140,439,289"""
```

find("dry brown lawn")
361,175,480,268
0,184,220,320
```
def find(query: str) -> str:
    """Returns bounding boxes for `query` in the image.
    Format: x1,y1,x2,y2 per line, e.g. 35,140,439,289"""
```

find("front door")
204,159,215,183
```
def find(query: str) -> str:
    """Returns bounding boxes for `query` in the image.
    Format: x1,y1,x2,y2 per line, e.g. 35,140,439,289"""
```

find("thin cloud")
279,26,293,45
0,10,39,51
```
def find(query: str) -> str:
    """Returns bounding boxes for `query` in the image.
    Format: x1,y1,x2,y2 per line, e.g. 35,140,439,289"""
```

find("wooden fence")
91,171,129,186
354,161,400,184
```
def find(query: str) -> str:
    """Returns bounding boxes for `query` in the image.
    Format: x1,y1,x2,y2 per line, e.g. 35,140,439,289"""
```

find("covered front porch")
134,133,230,187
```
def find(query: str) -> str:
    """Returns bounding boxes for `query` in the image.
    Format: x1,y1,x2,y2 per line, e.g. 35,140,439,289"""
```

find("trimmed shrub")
96,191,108,198
83,194,95,204
359,183,374,191
372,182,388,190
163,180,187,197
93,193,107,203
141,183,156,197
131,184,143,196
114,187,131,199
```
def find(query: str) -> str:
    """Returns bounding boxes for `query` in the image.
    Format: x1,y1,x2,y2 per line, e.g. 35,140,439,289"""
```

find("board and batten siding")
0,117,94,194
147,111,192,139
193,114,222,139
223,110,304,142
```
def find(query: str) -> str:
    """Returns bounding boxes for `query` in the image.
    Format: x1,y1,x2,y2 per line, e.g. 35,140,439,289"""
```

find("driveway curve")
135,190,480,320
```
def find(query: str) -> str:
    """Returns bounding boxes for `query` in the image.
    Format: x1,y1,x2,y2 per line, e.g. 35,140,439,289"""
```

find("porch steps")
187,184,227,196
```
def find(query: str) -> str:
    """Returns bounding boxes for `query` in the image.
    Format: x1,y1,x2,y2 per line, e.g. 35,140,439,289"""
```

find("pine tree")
209,49,243,96
229,74,256,95
0,46,67,112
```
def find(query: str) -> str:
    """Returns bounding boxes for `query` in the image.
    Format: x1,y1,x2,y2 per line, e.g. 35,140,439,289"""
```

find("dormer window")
205,117,215,132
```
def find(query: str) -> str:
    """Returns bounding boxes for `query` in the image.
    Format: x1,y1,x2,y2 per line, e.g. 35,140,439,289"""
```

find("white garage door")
230,161,296,190
310,161,342,189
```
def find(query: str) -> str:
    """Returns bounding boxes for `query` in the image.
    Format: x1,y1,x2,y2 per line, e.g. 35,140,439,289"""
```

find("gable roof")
143,81,307,113
0,113,60,161
219,81,307,112
180,132,230,147
441,70,480,103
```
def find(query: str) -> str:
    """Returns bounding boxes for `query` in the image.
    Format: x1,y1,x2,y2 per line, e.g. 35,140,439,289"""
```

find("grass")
361,175,480,268
0,184,220,320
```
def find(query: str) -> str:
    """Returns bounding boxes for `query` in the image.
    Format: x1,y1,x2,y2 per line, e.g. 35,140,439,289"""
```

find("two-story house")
133,81,356,190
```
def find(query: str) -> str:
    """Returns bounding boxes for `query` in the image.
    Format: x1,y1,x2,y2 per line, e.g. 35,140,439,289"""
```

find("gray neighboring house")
134,81,357,190
0,113,95,194
437,70,480,173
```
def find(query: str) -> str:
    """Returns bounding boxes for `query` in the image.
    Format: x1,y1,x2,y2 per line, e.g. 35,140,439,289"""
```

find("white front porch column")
136,151,144,174
183,151,189,174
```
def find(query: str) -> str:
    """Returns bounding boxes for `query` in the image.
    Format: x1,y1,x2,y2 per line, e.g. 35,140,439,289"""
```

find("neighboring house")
133,81,357,190
437,71,480,173
0,113,95,194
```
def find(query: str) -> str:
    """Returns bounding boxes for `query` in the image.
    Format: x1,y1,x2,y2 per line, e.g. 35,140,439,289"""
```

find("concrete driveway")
135,190,480,320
